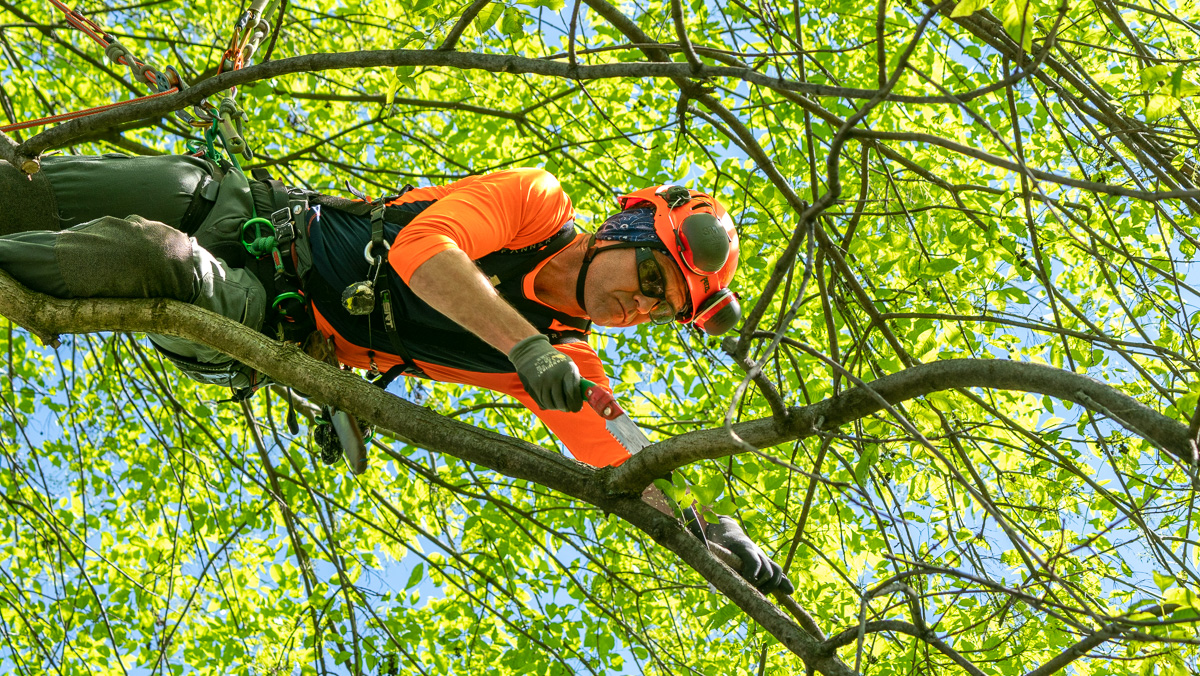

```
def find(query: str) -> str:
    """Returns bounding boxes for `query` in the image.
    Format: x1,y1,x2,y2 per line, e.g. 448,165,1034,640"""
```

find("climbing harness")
322,184,433,385
339,194,398,317
245,167,313,344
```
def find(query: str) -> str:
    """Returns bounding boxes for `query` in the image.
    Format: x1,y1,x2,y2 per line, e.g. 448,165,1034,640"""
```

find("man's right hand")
508,334,583,412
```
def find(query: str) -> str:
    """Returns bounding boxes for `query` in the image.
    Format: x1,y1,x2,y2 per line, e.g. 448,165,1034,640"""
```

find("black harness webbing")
575,235,597,314
249,167,313,343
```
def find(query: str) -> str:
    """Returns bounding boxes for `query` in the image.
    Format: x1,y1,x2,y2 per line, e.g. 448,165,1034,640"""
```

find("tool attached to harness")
340,202,389,315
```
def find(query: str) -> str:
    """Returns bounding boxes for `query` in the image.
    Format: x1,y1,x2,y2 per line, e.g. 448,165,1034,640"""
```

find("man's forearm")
406,248,539,354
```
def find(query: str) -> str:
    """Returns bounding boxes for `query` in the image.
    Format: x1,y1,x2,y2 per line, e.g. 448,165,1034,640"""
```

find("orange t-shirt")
388,168,576,283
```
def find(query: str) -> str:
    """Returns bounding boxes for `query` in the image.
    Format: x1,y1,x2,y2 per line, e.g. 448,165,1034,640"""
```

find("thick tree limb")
20,46,1200,207
0,261,1166,676
609,358,1192,492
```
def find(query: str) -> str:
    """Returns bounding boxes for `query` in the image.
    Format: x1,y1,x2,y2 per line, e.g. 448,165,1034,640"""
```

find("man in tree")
0,153,793,594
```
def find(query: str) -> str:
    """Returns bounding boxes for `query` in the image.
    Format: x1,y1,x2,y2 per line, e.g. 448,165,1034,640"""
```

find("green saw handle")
580,378,626,421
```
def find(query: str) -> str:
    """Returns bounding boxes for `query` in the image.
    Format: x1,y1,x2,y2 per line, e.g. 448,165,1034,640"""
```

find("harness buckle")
270,207,296,244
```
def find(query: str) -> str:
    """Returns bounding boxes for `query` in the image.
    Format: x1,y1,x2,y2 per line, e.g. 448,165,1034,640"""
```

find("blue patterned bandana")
595,207,659,243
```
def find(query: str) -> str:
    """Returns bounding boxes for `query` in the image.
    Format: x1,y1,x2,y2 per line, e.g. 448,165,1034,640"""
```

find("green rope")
241,216,275,255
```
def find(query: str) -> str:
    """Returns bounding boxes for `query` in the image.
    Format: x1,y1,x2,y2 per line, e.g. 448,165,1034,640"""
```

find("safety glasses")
636,247,685,324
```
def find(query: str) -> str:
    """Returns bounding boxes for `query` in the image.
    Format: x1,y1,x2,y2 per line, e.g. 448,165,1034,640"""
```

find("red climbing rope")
0,89,180,133
0,0,180,134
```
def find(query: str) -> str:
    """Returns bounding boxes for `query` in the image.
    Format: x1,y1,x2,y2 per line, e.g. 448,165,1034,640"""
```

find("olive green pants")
0,154,268,388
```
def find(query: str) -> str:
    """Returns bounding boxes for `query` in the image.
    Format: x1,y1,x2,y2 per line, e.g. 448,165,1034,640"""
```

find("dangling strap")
379,288,425,378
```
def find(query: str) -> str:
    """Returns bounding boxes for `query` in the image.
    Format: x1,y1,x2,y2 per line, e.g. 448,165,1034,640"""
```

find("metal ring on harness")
272,291,306,316
364,239,390,264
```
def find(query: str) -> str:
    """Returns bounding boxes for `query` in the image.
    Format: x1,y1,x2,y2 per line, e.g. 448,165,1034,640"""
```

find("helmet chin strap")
575,236,598,315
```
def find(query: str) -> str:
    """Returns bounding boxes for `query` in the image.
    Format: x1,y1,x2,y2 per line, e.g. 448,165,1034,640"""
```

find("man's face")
584,244,689,327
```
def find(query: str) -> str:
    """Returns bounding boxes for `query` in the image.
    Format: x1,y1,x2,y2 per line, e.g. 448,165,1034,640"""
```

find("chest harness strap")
342,188,427,385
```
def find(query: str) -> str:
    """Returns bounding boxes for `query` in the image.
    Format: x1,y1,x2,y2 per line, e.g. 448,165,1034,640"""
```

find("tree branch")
609,357,1193,491
822,620,985,676
849,128,1200,201
438,0,492,51
23,48,1186,167
1023,624,1124,676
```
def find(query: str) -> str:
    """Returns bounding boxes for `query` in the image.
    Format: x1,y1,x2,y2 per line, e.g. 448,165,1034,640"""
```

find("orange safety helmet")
617,185,741,335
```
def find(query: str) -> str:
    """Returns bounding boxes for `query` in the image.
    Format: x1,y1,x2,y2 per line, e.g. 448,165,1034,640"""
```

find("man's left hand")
507,334,583,412
705,516,795,595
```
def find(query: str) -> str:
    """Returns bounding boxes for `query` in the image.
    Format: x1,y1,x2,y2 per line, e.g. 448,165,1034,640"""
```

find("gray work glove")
706,516,795,595
507,334,583,412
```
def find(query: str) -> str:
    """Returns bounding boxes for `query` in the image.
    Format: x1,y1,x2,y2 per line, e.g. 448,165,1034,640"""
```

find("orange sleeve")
388,168,575,283
414,341,632,468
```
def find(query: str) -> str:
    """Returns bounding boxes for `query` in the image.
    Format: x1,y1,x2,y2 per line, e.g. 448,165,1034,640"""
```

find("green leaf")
385,66,418,105
854,444,880,485
501,7,526,36
705,602,741,630
473,3,505,34
692,472,724,506
998,0,1034,51
926,258,959,274
950,0,990,18
405,563,425,589
1140,65,1173,92
1146,94,1181,121
1154,571,1175,592
1168,65,1200,98
523,0,566,10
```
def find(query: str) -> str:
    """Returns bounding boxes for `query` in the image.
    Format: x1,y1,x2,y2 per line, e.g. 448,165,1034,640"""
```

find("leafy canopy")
1,0,1199,673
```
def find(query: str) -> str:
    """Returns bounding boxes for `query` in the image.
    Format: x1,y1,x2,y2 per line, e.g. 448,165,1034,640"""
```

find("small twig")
670,0,703,74
438,0,493,51
823,619,986,676
0,129,38,175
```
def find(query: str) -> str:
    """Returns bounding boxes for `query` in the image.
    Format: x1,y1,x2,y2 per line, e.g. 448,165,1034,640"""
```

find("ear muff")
678,212,731,274
693,288,740,335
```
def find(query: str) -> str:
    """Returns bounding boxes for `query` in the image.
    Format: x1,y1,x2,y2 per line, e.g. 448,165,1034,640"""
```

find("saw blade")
329,408,368,475
582,380,652,455
604,412,650,455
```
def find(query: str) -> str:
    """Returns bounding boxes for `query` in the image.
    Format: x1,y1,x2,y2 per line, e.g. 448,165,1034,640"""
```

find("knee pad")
55,215,196,300
146,238,267,392
190,243,266,333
